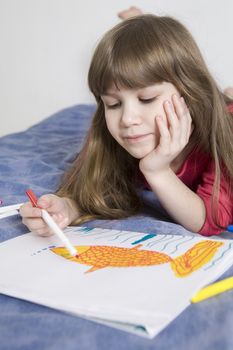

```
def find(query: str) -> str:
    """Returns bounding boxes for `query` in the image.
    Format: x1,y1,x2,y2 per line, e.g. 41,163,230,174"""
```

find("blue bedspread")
0,104,233,350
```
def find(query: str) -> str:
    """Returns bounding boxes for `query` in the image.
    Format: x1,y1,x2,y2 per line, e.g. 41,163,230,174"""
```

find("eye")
105,102,121,110
139,97,156,104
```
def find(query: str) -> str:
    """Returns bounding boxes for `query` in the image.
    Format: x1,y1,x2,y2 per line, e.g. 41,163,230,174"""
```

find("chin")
126,148,154,159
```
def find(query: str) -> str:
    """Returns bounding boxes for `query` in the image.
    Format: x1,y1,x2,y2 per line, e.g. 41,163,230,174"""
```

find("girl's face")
101,82,181,159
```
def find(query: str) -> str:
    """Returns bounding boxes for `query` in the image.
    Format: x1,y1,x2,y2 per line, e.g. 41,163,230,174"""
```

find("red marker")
26,189,78,257
25,189,40,208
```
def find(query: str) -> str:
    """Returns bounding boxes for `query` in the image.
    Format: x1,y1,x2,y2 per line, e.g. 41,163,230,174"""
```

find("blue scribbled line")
168,235,195,255
146,234,173,248
120,233,143,243
107,231,131,241
93,230,127,241
31,245,56,256
131,233,156,245
159,235,175,251
204,242,233,270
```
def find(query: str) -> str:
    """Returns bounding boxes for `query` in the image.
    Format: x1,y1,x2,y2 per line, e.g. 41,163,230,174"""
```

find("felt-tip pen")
26,189,78,257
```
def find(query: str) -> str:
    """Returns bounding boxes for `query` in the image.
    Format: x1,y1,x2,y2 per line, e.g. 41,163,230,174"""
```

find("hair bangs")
89,18,168,98
91,52,162,98
108,50,160,92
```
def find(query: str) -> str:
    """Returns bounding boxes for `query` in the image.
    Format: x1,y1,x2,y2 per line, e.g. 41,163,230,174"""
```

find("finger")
19,202,42,218
180,97,193,141
37,194,60,213
173,95,192,143
22,218,53,236
58,216,70,229
172,94,186,119
51,213,68,227
34,228,54,237
22,217,47,231
155,114,171,151
34,213,69,235
173,95,192,126
163,100,180,141
172,95,187,143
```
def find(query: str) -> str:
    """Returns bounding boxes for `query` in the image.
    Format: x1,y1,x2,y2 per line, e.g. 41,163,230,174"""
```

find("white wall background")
0,0,232,137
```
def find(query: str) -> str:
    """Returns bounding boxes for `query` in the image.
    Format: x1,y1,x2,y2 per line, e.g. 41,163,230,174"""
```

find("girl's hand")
19,194,78,236
139,94,192,176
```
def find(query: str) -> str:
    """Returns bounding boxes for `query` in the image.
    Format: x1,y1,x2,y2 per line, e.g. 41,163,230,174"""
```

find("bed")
0,104,233,350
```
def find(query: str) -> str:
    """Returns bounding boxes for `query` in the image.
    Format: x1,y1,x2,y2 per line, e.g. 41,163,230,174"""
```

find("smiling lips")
124,133,152,143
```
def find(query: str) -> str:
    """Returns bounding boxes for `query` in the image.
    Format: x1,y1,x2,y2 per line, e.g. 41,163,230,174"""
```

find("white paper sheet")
0,227,232,338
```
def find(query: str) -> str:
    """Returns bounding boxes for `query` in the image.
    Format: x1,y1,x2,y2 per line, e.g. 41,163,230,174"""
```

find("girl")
20,14,233,236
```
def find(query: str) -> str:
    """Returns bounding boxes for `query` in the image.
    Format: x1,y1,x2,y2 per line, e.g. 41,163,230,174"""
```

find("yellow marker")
191,276,233,303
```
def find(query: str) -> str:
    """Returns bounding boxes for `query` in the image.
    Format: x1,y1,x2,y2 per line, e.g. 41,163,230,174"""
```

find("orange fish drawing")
51,240,223,277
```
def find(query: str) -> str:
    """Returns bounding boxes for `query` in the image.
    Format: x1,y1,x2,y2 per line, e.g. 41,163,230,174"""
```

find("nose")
120,104,141,127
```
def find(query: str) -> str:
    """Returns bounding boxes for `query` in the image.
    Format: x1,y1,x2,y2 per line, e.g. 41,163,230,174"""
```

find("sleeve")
227,103,233,113
196,162,232,236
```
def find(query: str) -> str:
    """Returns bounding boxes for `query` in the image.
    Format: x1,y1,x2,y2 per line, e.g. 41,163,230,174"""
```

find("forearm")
144,169,206,232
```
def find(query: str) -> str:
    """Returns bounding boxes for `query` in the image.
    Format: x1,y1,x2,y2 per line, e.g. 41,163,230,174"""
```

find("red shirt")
141,147,232,236
175,147,232,236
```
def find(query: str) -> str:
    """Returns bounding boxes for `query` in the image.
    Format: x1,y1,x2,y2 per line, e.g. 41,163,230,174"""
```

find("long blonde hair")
58,15,233,226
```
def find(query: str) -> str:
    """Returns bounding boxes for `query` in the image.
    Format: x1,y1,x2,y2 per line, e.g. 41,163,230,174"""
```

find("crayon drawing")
51,240,223,277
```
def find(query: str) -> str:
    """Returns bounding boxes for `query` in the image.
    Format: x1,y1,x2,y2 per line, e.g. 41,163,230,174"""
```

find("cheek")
151,117,161,148
105,118,118,140
105,115,112,131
